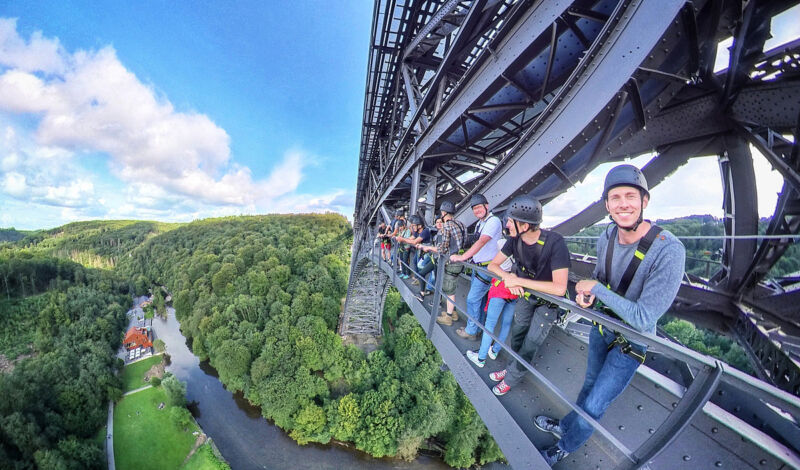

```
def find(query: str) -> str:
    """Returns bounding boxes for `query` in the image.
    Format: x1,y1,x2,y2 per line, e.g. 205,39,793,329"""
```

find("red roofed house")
124,326,153,350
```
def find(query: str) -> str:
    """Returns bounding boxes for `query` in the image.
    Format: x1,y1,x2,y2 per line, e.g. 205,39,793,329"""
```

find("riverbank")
110,298,229,470
149,305,452,470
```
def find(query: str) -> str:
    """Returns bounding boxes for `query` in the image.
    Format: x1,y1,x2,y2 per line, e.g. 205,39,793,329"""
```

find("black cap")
507,195,542,225
469,193,488,208
409,215,423,225
439,200,456,214
603,164,649,199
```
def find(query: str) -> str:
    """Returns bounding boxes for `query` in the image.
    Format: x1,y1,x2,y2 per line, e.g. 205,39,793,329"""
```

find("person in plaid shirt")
418,200,466,324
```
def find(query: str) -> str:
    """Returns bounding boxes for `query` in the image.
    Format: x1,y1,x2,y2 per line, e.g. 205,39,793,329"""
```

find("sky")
0,3,797,231
0,2,371,230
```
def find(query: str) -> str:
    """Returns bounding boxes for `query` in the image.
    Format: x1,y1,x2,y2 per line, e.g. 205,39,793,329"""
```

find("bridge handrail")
374,241,800,466
458,262,800,419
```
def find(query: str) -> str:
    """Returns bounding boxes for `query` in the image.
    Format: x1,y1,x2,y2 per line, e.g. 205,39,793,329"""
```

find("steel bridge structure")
342,0,800,468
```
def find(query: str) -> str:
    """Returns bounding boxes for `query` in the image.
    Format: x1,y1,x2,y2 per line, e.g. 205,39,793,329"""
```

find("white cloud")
0,18,65,74
0,18,305,211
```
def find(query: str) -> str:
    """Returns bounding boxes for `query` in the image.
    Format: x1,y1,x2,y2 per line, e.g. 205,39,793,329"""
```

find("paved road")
106,401,115,470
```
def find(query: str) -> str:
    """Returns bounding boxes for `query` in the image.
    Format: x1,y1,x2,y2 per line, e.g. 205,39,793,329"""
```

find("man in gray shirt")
535,165,685,466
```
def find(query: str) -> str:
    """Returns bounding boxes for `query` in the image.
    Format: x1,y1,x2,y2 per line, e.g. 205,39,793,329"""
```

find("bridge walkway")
363,248,800,469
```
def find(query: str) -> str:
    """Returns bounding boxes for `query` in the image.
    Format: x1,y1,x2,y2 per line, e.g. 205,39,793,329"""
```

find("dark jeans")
557,325,644,453
503,301,560,387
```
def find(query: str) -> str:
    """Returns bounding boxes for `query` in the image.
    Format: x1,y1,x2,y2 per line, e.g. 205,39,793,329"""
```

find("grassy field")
181,443,230,470
120,354,163,392
114,387,197,470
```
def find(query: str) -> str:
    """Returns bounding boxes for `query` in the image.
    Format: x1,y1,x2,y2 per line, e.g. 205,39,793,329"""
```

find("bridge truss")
345,0,800,467
350,0,800,394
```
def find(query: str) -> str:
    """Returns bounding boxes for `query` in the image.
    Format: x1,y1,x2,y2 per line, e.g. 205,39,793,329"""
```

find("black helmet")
409,215,423,225
395,209,404,217
439,200,456,214
603,164,649,200
469,193,488,208
507,195,542,225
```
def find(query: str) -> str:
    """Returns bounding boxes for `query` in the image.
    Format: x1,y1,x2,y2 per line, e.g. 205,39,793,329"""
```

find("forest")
0,248,131,469
118,214,503,467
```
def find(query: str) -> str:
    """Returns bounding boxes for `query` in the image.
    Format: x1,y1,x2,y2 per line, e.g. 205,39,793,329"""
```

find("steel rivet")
715,462,723,467
619,425,625,431
648,428,655,434
683,455,691,461
637,405,643,411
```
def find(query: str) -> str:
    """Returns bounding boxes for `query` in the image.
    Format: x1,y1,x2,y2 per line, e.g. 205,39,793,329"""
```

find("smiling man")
534,164,685,466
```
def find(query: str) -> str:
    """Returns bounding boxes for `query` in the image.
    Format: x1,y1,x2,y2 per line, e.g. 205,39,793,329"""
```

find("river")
140,302,452,470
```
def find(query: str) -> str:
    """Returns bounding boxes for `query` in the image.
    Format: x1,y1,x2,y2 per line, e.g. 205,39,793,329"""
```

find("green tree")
161,374,186,407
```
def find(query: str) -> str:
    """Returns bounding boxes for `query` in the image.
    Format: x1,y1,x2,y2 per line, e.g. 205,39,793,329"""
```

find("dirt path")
182,433,207,465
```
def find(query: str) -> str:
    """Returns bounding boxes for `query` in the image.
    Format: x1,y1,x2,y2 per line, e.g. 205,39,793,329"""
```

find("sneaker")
489,369,507,382
540,445,568,466
419,290,431,297
455,327,478,341
436,313,453,326
466,350,485,368
488,346,499,361
411,278,420,286
534,415,563,439
492,379,511,396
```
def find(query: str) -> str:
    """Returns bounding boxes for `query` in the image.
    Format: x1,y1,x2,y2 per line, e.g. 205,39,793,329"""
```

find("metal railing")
366,237,800,468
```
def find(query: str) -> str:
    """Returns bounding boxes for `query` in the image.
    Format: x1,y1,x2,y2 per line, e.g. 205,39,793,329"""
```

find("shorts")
441,263,463,295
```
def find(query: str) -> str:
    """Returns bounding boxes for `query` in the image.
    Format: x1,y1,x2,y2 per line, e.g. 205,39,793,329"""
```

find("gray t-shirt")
590,224,686,335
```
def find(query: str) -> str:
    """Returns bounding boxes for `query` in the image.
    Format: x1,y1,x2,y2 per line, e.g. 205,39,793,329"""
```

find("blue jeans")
557,325,645,453
477,297,516,360
417,255,435,290
464,270,492,335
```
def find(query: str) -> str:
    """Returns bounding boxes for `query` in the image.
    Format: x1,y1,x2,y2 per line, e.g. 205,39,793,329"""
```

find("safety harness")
593,223,663,364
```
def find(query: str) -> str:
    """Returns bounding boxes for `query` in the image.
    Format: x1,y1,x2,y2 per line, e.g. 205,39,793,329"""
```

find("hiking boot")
540,445,568,466
534,415,563,439
488,345,499,361
456,327,478,341
436,313,453,326
489,369,507,382
466,350,485,368
492,379,511,396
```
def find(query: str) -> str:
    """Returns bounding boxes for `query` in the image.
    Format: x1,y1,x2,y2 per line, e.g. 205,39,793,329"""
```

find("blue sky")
0,3,797,230
0,2,371,229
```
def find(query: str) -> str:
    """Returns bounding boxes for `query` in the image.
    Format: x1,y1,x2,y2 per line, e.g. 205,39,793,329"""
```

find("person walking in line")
534,165,685,466
418,201,466,325
482,195,570,396
449,194,503,341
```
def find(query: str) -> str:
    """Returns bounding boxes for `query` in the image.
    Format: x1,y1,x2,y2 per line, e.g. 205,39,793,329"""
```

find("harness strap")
515,231,547,278
607,332,646,363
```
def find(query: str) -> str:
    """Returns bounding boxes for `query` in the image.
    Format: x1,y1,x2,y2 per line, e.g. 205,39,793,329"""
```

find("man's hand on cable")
575,279,598,308
449,253,466,263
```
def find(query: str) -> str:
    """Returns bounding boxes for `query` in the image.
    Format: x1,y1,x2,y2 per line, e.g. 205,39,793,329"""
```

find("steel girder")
352,0,800,396
340,255,391,337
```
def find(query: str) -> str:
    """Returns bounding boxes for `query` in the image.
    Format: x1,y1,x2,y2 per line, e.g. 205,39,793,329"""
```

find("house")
124,326,153,351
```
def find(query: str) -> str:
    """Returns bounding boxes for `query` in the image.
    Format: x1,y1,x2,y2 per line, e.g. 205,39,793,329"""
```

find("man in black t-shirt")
485,195,570,396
